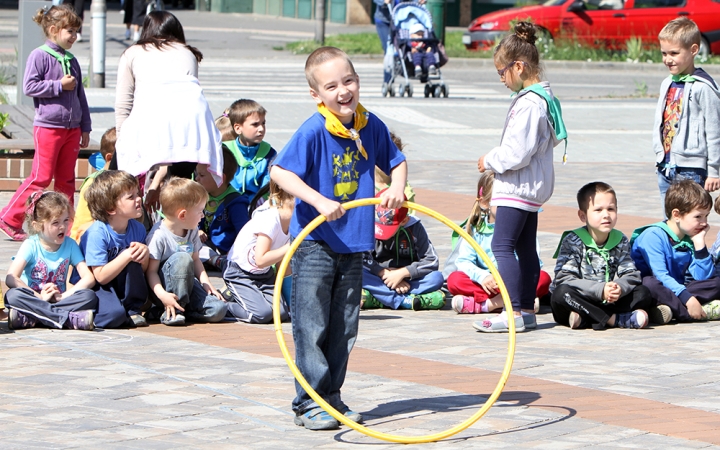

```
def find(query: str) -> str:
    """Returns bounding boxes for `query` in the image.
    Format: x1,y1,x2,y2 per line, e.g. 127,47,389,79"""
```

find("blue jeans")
159,252,228,322
375,20,390,54
491,207,540,312
657,166,706,213
362,269,444,309
290,240,362,414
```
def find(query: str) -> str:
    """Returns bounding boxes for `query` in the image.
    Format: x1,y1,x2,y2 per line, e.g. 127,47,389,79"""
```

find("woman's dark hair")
136,11,203,62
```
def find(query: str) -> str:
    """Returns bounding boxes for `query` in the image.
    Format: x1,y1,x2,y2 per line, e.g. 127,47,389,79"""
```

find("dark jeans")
290,240,362,415
94,262,148,328
551,284,652,330
491,207,539,311
5,287,98,329
642,275,720,322
157,252,227,322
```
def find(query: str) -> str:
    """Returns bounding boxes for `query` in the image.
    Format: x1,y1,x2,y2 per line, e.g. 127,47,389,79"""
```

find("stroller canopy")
391,2,434,33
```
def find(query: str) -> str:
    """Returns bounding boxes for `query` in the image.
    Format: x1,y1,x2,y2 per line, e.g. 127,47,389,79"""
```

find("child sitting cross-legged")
146,178,228,326
361,189,445,310
631,179,720,322
447,171,551,315
196,145,250,272
551,182,653,330
223,180,293,323
5,192,97,331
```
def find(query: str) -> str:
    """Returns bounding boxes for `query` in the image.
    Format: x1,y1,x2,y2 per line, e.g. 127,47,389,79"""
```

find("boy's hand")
395,280,410,294
80,132,89,148
477,155,486,173
705,177,720,192
381,268,407,290
316,198,345,222
686,296,707,320
603,282,621,303
198,230,208,243
203,282,222,300
128,242,149,263
691,223,710,250
158,291,185,319
379,185,404,210
480,274,498,295
60,74,76,91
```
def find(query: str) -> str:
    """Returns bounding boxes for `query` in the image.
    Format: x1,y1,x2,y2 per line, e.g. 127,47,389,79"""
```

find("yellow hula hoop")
273,198,516,444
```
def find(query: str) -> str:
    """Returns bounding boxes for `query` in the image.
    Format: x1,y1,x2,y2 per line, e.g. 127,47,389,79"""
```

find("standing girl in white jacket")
474,21,566,333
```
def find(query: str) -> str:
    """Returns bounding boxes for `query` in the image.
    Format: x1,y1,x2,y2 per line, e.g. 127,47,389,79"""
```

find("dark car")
463,0,720,57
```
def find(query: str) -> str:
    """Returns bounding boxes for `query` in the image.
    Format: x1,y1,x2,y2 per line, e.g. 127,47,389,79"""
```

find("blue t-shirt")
18,235,84,293
272,112,405,253
200,193,250,254
229,139,277,199
80,219,147,266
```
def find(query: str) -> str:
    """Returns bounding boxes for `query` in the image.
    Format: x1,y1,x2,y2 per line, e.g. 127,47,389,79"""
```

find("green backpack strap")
522,83,568,163
450,217,469,251
224,140,271,168
39,44,74,76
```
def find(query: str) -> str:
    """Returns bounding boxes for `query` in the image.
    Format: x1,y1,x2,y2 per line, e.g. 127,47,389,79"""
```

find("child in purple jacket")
0,4,91,241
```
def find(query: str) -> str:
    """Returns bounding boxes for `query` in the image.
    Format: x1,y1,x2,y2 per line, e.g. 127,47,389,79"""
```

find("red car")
463,0,720,57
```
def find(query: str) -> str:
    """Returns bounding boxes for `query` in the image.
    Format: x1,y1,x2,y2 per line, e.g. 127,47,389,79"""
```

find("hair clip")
26,191,45,218
478,187,484,198
221,112,229,117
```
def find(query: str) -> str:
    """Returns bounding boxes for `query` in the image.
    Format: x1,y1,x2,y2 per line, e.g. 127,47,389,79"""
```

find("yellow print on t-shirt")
333,146,361,200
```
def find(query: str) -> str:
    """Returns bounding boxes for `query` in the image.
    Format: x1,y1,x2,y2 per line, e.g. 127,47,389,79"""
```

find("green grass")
285,30,720,64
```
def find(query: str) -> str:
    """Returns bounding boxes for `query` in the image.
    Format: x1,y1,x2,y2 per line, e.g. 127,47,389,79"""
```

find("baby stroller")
382,1,448,98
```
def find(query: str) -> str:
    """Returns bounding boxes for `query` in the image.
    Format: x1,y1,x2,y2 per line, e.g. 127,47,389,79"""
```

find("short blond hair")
304,46,357,90
86,170,139,222
160,177,208,216
659,17,701,49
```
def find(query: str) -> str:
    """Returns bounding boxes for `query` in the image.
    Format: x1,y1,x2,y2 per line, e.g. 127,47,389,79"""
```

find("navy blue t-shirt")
273,112,405,253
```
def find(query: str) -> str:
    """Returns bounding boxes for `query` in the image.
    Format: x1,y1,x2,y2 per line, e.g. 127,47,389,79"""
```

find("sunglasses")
497,61,526,77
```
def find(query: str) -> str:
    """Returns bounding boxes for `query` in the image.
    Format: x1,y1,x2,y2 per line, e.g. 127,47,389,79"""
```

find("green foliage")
633,79,649,97
286,32,383,55
0,112,8,133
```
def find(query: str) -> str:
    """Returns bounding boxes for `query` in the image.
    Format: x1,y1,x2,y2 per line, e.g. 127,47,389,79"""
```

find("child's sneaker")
451,295,476,314
336,405,363,423
522,312,537,329
429,65,437,75
702,300,720,320
473,311,525,333
615,310,648,329
8,309,37,330
68,310,94,331
568,311,583,329
161,312,186,326
0,219,27,241
411,290,445,310
294,407,339,430
360,290,383,309
648,304,672,324
130,314,148,328
414,65,422,74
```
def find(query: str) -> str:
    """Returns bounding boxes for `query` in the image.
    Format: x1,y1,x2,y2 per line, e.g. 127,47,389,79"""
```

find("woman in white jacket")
474,21,565,333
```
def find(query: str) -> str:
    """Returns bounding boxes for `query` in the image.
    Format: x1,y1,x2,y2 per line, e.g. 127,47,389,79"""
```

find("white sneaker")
76,33,82,42
133,31,140,42
125,29,131,40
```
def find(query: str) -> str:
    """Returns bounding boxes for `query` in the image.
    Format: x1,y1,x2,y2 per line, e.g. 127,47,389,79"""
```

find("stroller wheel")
382,83,389,97
389,84,396,97
407,84,413,97
424,84,431,98
434,85,442,98
399,83,405,97
442,85,449,98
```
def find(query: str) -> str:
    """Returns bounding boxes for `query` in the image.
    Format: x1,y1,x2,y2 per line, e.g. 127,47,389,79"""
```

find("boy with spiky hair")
271,47,407,431
654,17,720,205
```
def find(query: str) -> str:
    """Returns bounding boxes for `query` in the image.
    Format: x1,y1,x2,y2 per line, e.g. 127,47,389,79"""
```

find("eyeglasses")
497,61,525,77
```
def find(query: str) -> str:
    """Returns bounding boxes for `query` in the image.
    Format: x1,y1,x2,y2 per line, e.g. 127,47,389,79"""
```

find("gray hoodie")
653,68,720,177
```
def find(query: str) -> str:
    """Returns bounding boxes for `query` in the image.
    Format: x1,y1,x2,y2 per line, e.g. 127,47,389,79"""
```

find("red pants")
0,127,80,228
447,270,551,304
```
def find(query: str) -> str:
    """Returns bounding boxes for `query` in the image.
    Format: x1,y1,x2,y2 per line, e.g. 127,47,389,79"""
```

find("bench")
0,104,100,192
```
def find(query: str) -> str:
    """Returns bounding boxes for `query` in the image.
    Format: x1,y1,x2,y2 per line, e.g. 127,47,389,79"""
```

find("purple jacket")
23,40,91,132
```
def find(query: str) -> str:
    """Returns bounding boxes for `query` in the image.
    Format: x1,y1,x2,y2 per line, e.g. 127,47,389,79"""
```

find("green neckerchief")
671,74,696,83
223,139,272,194
630,221,695,253
39,44,74,76
553,227,624,282
521,83,568,163
206,185,238,216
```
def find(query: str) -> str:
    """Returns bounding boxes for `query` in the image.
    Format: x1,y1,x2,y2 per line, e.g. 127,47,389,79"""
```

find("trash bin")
425,0,445,44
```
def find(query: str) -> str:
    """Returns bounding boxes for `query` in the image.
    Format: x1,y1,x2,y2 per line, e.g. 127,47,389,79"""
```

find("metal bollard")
90,0,106,88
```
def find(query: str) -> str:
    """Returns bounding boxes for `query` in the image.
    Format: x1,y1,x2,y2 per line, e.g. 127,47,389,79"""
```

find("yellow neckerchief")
317,103,369,159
